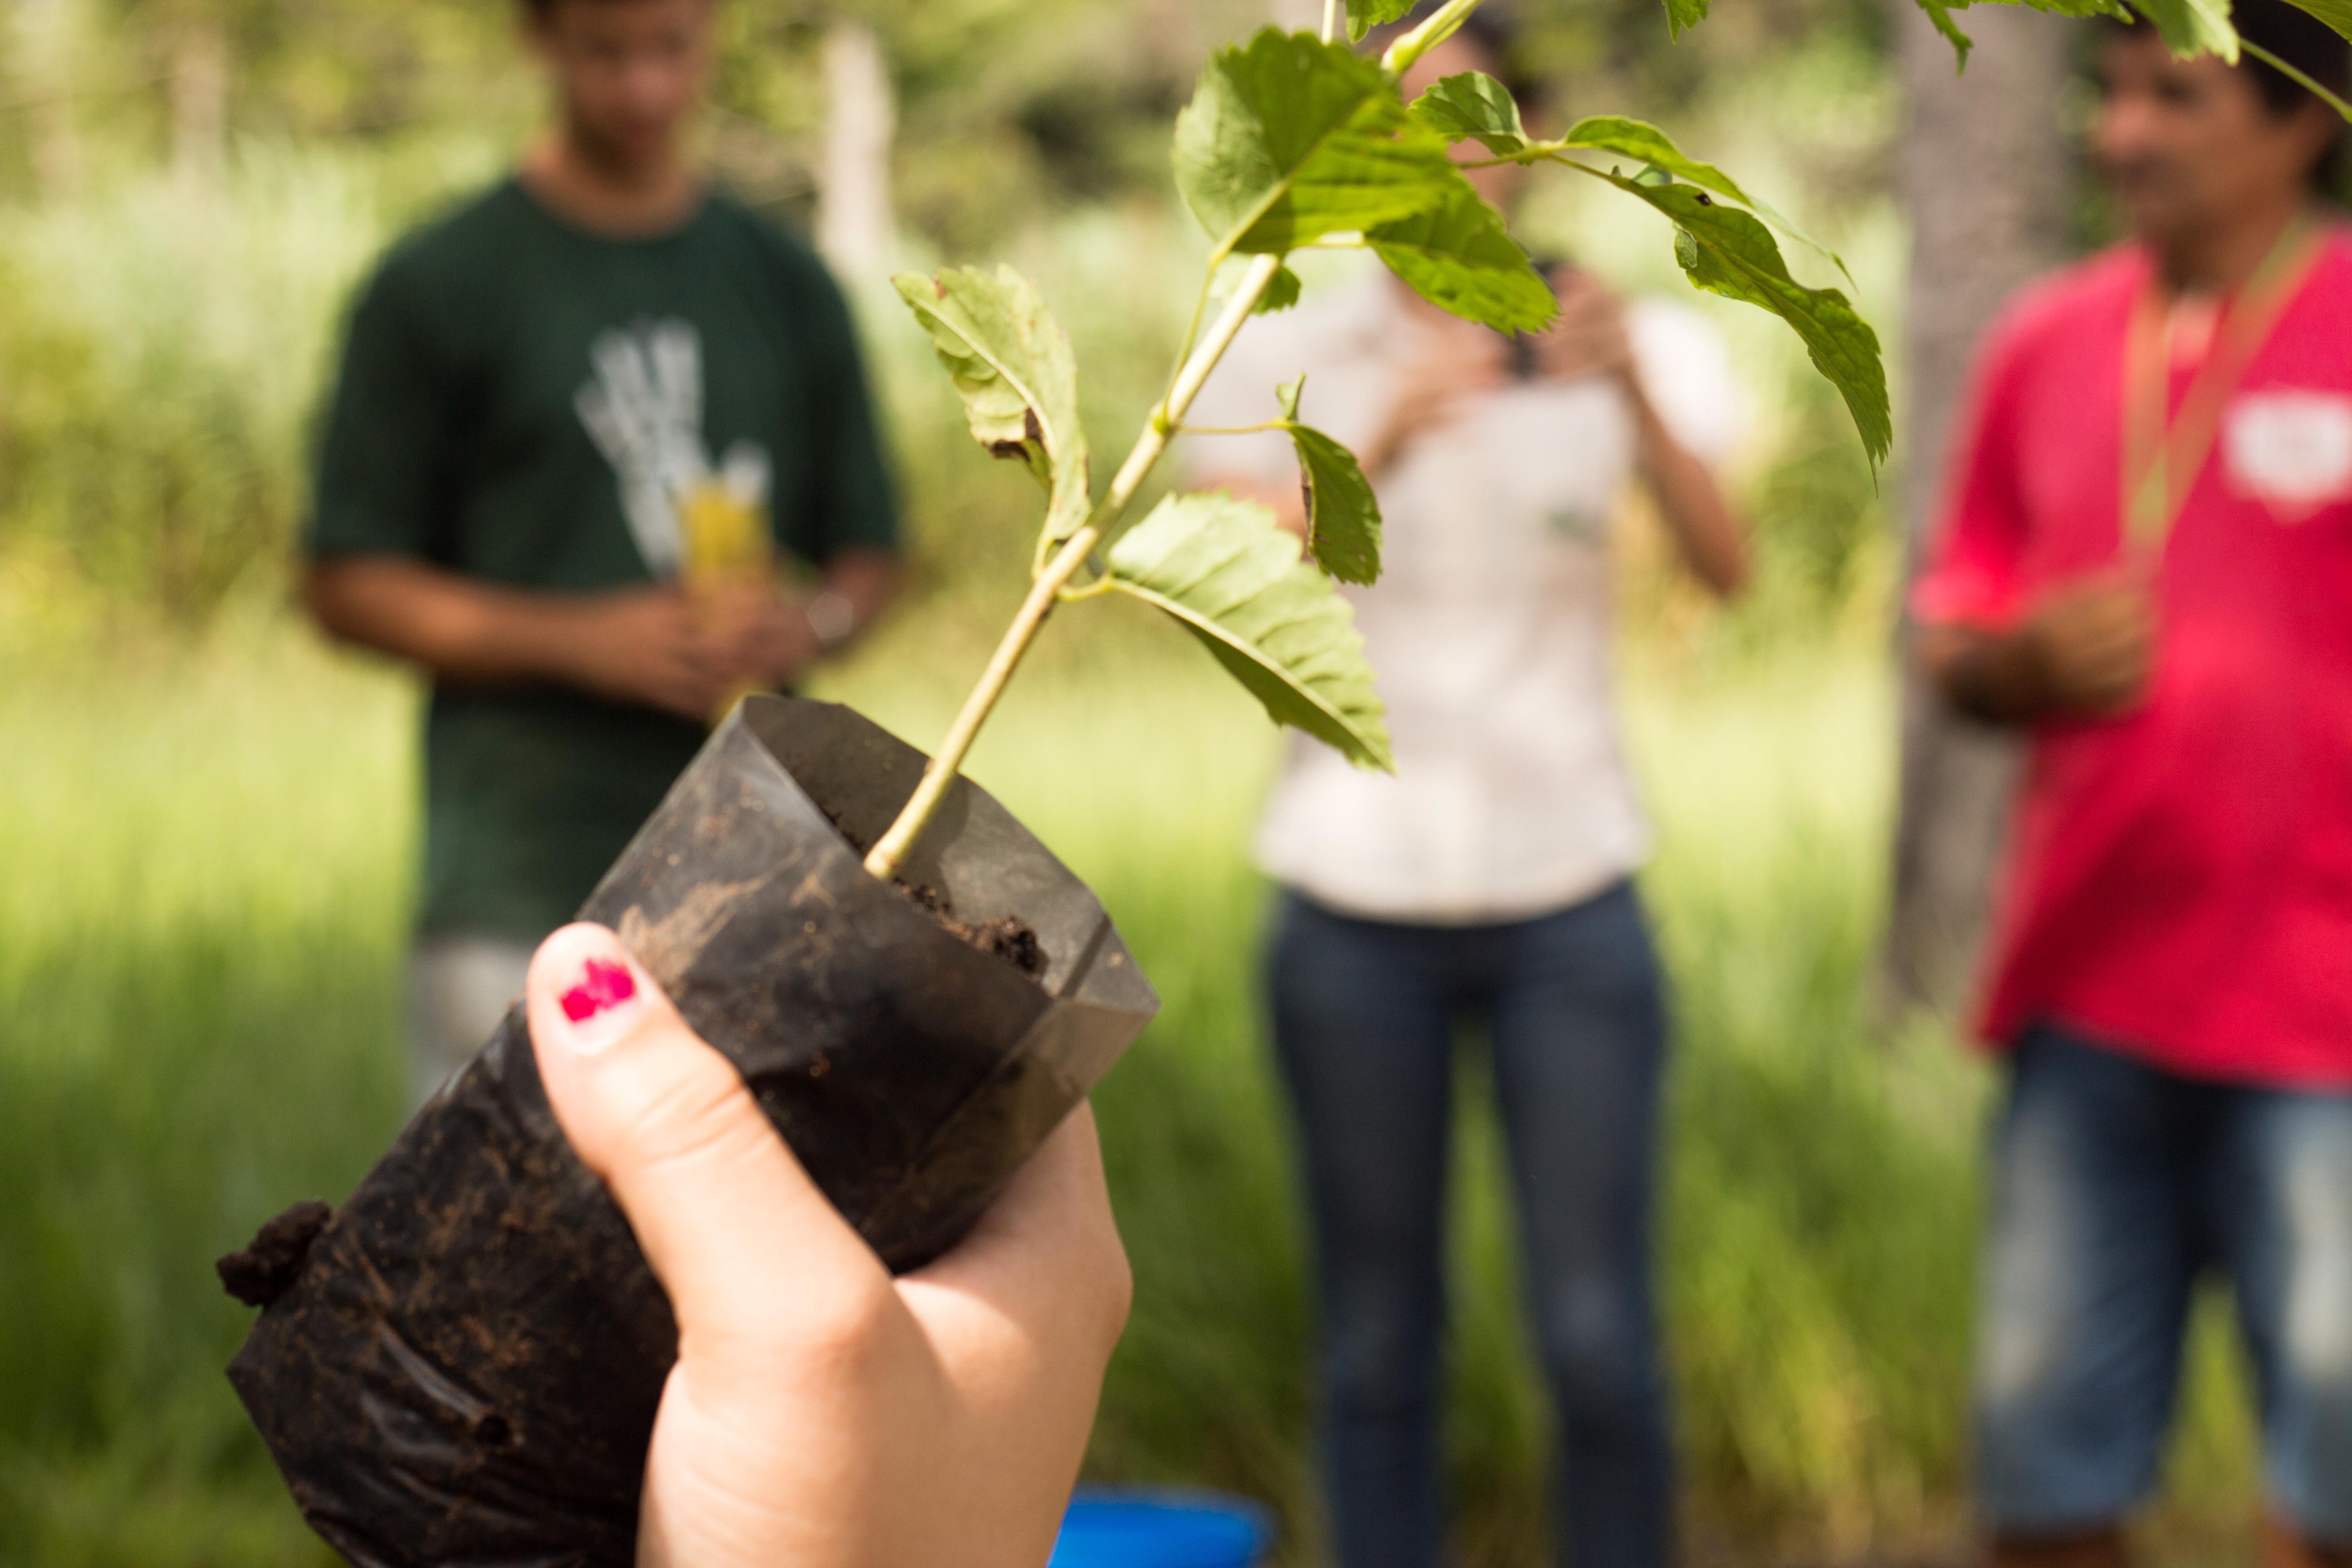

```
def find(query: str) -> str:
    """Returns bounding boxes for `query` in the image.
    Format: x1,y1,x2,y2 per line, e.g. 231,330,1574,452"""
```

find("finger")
525,924,884,1341
904,1103,1131,1357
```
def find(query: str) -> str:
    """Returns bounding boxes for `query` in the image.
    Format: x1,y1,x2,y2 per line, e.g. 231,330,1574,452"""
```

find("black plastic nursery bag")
223,696,1159,1568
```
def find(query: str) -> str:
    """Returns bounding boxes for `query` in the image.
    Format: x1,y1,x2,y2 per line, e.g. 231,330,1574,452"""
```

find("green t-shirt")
307,178,899,941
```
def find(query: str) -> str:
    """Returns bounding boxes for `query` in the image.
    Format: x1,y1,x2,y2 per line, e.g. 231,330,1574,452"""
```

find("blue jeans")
1268,883,1672,1568
1975,1024,2352,1539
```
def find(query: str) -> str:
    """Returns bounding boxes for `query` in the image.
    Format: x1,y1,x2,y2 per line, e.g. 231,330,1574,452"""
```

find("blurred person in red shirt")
1912,5,2352,1564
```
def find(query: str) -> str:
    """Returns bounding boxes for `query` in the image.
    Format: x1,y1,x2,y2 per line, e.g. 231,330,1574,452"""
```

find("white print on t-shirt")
2223,390,2352,521
575,319,773,576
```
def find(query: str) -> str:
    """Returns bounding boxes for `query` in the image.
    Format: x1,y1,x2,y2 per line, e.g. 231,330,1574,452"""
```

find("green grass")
0,617,2262,1566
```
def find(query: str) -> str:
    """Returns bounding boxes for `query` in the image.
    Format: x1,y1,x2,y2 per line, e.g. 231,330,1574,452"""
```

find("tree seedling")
860,0,1905,885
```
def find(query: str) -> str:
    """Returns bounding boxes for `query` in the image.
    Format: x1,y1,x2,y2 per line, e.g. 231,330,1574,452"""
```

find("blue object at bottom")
1049,1488,1272,1568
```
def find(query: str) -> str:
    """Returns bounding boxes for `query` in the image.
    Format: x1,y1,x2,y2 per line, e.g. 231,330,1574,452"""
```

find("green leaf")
2130,0,2237,57
2014,0,2137,17
1346,0,1417,41
1256,263,1305,315
1367,178,1558,334
893,265,1093,544
1664,0,1711,38
1173,28,1459,255
1277,376,1384,586
1914,0,1976,68
1557,117,1852,286
1405,88,1852,287
1595,172,1891,469
2282,0,2352,40
1408,71,1529,154
1105,492,1393,770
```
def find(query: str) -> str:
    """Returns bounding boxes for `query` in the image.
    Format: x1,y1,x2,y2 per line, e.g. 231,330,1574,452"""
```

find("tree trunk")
169,9,229,195
15,0,86,200
1880,3,2076,1022
815,20,897,282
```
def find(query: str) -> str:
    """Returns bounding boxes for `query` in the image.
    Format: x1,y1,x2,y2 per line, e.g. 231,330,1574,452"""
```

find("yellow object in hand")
679,480,774,583
677,479,775,724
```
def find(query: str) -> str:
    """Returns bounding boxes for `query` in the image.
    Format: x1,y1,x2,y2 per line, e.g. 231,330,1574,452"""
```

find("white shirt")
1184,273,1741,924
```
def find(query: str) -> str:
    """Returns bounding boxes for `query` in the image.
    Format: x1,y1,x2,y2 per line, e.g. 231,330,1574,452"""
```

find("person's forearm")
1358,409,1416,482
1629,387,1749,599
303,557,598,688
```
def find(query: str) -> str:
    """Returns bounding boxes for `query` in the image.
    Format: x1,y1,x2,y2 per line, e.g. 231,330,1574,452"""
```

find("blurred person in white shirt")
1185,14,1749,1567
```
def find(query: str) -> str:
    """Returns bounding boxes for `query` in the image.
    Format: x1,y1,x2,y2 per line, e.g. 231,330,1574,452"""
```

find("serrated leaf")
2007,0,2137,18
2131,0,2237,56
1105,492,1392,770
1902,0,2152,69
894,265,1093,545
1406,87,1852,287
1173,28,1459,255
1277,376,1384,586
1368,178,1558,334
1914,0,1976,68
1347,0,1417,40
1409,72,1530,154
1597,172,1890,469
1665,0,1711,37
1256,264,1304,315
1559,117,1852,286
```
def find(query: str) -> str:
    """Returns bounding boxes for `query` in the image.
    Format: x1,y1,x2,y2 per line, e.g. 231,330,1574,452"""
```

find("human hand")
1367,318,1509,474
1934,565,2158,724
2019,567,2157,717
524,924,1132,1568
563,586,739,722
694,582,822,694
1533,269,1636,387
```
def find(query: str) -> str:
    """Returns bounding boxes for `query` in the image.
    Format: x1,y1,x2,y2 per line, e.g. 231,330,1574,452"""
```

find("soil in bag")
819,803,1049,979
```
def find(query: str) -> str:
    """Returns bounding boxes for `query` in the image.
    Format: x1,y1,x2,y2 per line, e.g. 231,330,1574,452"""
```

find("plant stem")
862,251,1288,882
1380,0,1484,72
1322,0,1340,43
2240,38,2352,121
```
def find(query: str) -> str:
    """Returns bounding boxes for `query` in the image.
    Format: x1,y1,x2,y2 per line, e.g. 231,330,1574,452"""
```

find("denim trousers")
1268,882,1672,1568
1975,1023,2352,1539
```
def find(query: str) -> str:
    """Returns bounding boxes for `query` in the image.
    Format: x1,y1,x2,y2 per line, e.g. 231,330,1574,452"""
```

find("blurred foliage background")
0,1,2264,1564
0,0,1905,639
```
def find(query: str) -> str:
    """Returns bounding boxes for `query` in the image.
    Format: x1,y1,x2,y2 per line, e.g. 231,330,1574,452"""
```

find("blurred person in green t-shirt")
302,0,903,1106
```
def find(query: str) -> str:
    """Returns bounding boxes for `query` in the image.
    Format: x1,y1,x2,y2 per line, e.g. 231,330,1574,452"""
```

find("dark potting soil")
892,882,1047,978
819,803,1048,980
216,1199,333,1308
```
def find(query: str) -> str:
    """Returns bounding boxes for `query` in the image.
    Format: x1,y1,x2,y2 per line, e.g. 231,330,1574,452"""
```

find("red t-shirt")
1916,230,2352,1087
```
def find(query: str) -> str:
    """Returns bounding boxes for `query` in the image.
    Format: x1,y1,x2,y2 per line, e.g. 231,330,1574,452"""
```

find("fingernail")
555,956,644,1056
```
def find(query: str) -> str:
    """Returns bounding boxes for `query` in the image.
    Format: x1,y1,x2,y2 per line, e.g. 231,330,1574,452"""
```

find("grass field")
0,608,2263,1566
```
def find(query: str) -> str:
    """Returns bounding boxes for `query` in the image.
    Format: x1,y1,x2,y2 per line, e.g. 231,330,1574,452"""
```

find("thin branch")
863,251,1291,882
2240,39,2352,122
1380,0,1485,73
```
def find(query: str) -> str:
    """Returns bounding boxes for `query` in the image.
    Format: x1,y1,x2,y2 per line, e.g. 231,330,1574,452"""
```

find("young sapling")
859,0,1892,888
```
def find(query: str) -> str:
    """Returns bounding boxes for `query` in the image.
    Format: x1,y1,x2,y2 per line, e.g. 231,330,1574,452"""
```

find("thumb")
525,923,883,1339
